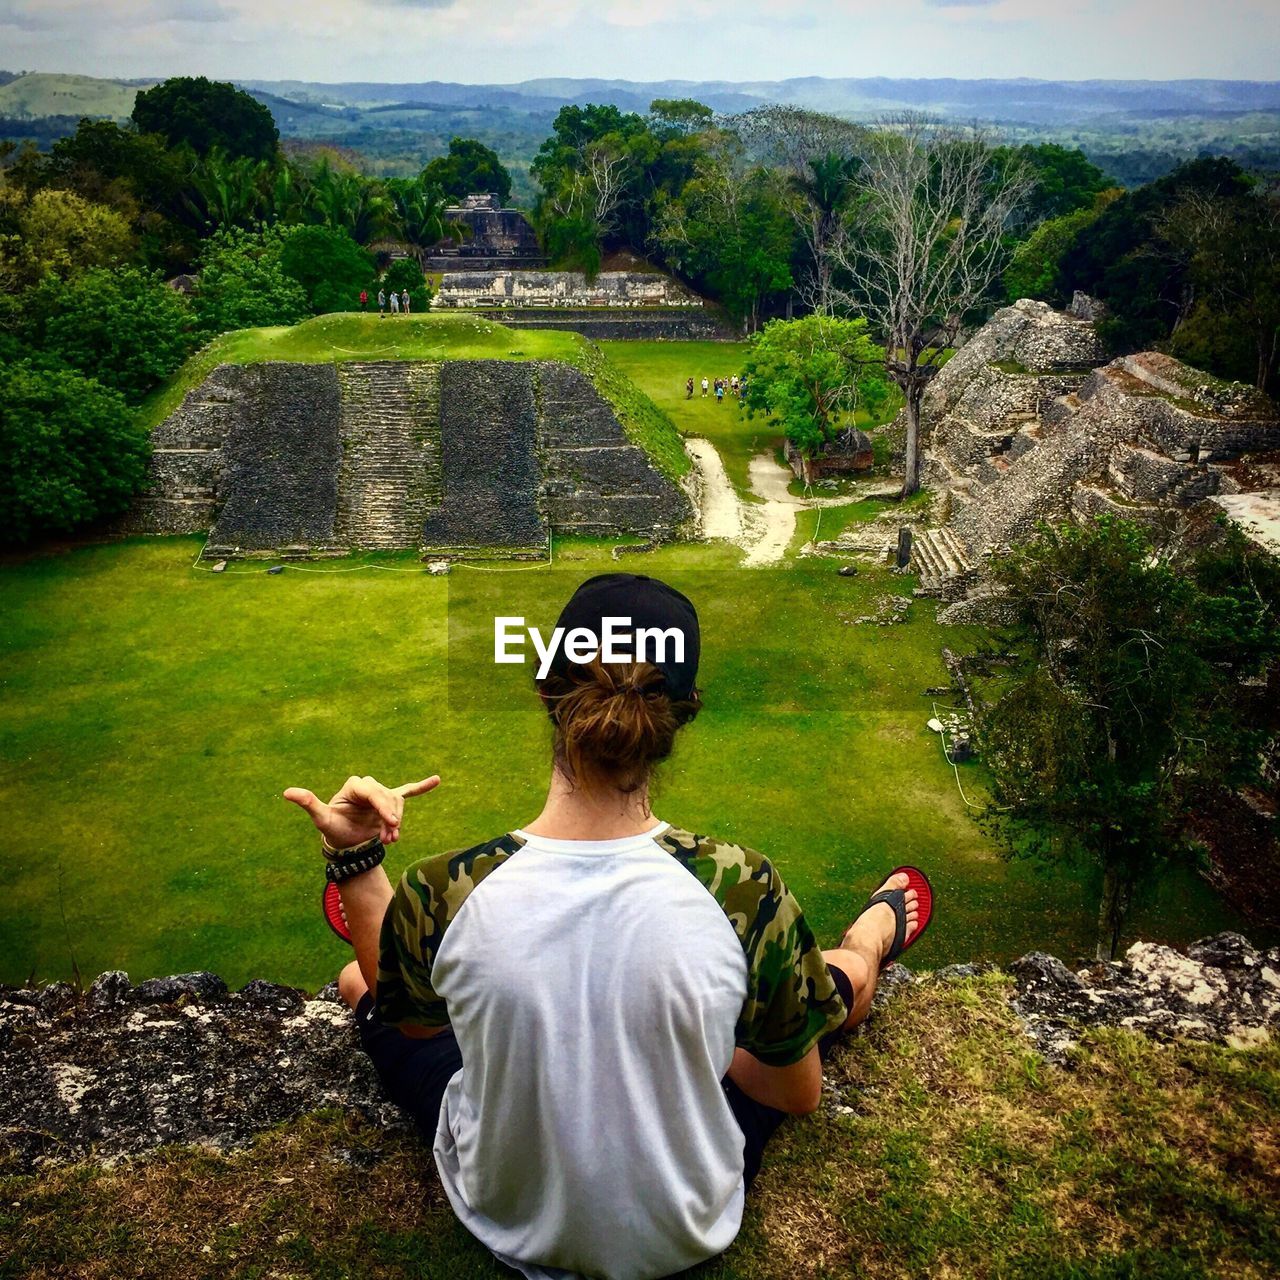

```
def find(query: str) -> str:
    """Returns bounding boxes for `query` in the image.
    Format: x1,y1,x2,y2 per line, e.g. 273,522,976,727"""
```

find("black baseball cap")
545,573,700,700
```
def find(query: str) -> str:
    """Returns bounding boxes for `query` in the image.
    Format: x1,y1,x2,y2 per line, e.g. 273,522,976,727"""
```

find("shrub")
24,266,196,404
0,362,148,543
193,225,309,334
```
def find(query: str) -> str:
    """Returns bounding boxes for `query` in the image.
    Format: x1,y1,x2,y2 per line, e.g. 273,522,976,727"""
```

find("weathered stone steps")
334,362,443,549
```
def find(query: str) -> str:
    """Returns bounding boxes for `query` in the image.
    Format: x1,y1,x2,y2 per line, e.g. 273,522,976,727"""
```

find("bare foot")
840,872,919,970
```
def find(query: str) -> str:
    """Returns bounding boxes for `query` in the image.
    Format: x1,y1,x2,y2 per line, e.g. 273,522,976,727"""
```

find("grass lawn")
6,976,1276,1279
0,534,1252,991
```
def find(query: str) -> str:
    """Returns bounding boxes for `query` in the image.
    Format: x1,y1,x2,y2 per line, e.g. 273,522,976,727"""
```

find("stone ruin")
124,360,693,558
437,269,703,310
890,298,1279,616
427,193,546,270
4,932,1274,1171
435,269,732,341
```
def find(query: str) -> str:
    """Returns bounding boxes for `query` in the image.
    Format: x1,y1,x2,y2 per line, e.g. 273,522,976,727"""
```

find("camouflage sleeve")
659,828,848,1068
374,835,521,1029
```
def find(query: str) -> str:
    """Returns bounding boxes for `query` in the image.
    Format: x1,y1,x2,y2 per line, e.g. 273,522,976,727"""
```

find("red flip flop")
322,881,353,945
859,865,934,968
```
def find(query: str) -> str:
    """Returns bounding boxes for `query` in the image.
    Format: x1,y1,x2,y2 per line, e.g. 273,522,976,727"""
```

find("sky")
1,0,1278,83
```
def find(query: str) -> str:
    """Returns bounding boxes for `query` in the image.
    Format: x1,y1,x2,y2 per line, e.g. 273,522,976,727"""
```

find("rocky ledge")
2,934,1276,1174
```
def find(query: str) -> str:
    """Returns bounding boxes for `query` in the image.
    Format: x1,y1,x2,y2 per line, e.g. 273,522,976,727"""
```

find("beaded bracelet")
322,835,387,884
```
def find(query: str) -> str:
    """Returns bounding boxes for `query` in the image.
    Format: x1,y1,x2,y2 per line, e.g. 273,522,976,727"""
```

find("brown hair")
538,659,701,794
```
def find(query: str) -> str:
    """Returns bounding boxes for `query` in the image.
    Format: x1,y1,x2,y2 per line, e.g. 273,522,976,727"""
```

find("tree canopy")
131,77,280,163
420,137,512,206
982,515,1280,958
741,315,889,456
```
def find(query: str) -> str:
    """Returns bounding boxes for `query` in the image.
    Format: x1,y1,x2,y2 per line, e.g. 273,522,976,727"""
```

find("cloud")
923,0,1001,6
156,0,231,21
0,0,56,28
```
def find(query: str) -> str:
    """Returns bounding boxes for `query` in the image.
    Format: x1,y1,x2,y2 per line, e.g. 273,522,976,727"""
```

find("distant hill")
4,71,1279,192
240,75,1280,126
0,72,153,121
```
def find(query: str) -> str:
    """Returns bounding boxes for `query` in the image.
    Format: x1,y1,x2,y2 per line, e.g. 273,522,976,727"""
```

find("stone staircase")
911,526,975,596
334,363,442,549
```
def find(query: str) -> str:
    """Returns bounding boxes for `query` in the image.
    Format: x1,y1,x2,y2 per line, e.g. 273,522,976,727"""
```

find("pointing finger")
394,775,441,799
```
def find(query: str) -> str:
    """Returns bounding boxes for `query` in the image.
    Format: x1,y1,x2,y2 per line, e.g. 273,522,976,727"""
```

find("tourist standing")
377,289,386,318
715,381,724,404
686,377,695,400
701,376,709,397
390,289,400,314
359,289,368,312
401,289,412,315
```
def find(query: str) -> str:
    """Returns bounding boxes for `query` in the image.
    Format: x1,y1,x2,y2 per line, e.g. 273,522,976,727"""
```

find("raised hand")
284,774,440,850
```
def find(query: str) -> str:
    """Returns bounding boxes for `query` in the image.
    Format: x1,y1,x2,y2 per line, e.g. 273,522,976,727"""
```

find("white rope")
931,700,981,809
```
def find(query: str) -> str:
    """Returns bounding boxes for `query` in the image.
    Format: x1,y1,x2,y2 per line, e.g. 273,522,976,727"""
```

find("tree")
181,149,277,232
982,516,1280,959
421,138,512,205
0,188,134,291
0,361,148,543
652,134,795,331
192,224,310,334
298,159,399,244
993,142,1113,227
1004,193,1121,305
278,225,375,314
381,257,433,313
131,77,279,163
386,178,449,249
789,152,860,314
649,99,715,139
1057,156,1252,355
1161,185,1280,394
741,315,889,456
23,266,195,404
532,104,656,269
827,116,1035,496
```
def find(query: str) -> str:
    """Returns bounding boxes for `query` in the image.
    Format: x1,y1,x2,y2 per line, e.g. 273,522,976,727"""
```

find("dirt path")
685,438,743,541
688,439,877,567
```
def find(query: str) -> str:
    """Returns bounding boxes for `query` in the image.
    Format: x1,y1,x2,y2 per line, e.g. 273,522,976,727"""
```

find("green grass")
0,71,147,120
5,977,1276,1279
139,313,689,482
0,535,1252,990
598,340,761,497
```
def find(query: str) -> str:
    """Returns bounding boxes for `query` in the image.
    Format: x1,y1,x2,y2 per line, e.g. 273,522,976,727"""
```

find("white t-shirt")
375,822,845,1280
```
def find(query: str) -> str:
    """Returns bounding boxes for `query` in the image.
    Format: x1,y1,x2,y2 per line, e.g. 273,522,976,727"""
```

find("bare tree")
828,114,1034,496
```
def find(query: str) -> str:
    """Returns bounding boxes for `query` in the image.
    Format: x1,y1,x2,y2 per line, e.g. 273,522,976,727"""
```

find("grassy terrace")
139,312,690,483
5,977,1276,1278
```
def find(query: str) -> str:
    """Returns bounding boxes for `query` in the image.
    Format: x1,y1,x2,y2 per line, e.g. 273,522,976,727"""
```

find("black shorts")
354,964,854,1192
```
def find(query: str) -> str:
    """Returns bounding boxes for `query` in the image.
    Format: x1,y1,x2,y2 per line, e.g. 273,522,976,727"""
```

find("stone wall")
423,361,545,549
4,932,1274,1172
491,309,735,341
207,364,343,554
536,362,693,537
437,270,703,310
126,359,693,556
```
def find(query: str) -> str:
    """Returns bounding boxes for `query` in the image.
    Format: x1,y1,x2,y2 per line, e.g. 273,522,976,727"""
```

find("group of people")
687,374,747,404
358,288,413,316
